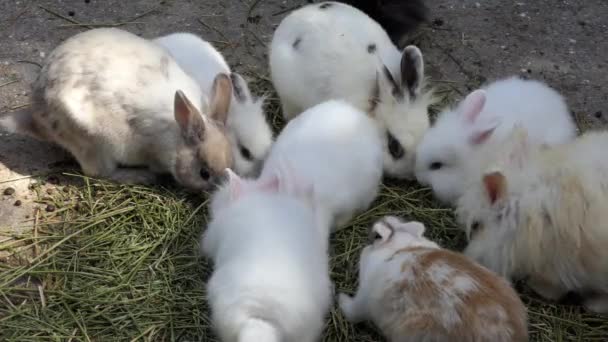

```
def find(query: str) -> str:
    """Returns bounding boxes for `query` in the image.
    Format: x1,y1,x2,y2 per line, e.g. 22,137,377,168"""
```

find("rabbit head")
372,46,433,179
455,126,532,278
173,73,234,191
227,73,274,177
210,161,315,218
415,89,502,204
361,216,438,273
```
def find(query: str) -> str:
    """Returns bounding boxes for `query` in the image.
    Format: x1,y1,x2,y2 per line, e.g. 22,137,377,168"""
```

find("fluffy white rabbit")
260,100,384,231
0,28,233,190
269,2,434,179
154,32,274,177
203,169,332,342
457,126,608,313
415,76,577,205
339,216,528,342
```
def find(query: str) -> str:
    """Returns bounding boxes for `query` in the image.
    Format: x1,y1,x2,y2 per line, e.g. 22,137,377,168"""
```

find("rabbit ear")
224,168,244,200
483,170,507,204
174,90,206,145
369,219,394,244
468,117,500,145
459,89,487,124
230,73,252,104
387,216,426,237
400,45,424,99
209,73,233,125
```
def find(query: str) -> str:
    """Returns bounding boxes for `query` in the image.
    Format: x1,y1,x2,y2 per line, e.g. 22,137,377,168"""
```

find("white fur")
415,76,577,205
269,2,433,179
261,100,384,231
203,184,332,342
456,128,608,313
154,32,274,177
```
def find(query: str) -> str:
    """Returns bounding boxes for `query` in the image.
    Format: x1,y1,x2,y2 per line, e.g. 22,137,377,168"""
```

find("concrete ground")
0,0,607,233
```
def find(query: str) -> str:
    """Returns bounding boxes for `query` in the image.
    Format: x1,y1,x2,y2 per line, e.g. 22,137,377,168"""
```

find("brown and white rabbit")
339,216,528,342
0,28,233,190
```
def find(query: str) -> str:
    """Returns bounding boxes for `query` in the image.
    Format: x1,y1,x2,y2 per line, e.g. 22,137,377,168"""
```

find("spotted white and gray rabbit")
269,1,435,179
415,76,577,205
0,28,234,190
153,32,274,177
203,169,332,342
260,100,384,231
333,0,429,48
339,216,529,342
457,126,608,313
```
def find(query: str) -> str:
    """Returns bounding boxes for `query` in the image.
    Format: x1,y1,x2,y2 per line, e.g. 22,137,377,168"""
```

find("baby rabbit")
339,216,528,342
154,32,274,177
457,127,608,313
333,0,429,48
203,169,332,342
261,100,384,231
415,76,577,205
0,28,233,190
269,1,434,179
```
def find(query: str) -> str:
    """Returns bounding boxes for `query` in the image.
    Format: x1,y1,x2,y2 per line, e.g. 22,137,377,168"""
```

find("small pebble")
14,200,22,207
46,188,54,195
595,111,603,118
3,187,15,196
46,204,56,212
68,11,75,16
62,186,70,193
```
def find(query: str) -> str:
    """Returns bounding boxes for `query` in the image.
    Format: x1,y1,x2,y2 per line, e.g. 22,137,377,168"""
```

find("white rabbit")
339,216,528,342
260,100,384,231
269,1,434,179
0,28,234,190
203,169,332,342
415,76,577,205
456,126,608,314
154,32,274,177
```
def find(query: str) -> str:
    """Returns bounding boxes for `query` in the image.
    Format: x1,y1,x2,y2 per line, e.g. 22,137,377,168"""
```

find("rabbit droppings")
415,77,577,205
203,170,332,342
261,100,384,231
0,28,234,190
457,127,608,313
154,32,274,177
339,216,528,342
269,1,435,179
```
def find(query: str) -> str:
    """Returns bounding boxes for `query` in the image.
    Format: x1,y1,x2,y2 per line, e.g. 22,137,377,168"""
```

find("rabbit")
0,28,234,191
456,126,608,314
331,0,429,48
153,32,274,177
260,100,384,231
339,216,529,342
203,169,332,342
415,76,577,205
269,1,435,179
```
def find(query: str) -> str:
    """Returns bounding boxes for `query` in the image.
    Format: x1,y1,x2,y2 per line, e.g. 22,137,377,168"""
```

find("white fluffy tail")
238,318,280,342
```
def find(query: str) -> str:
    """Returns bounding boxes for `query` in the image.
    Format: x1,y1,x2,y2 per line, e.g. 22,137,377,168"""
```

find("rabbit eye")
387,132,405,159
470,221,483,238
199,168,210,181
239,145,253,161
429,161,443,170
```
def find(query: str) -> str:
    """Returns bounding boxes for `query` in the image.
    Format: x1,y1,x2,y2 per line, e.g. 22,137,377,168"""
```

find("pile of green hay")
1,79,606,341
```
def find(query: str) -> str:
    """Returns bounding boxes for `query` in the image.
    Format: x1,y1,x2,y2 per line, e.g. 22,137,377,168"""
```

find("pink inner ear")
460,89,487,124
469,127,496,145
483,171,507,204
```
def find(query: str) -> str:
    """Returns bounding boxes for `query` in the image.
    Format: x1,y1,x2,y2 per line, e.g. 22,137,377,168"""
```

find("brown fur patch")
385,247,528,341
